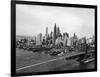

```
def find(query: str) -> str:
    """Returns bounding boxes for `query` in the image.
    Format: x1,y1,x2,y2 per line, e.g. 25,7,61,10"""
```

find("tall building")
36,33,42,46
53,24,57,44
46,27,48,39
62,32,69,46
47,31,53,45
70,33,78,46
92,35,95,44
62,32,69,40
50,32,53,38
56,26,60,38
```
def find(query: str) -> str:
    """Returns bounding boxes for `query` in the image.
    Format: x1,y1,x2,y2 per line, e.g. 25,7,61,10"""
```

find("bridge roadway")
16,50,94,73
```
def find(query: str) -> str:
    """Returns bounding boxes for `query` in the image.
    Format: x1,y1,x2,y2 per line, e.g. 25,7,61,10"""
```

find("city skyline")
16,4,95,38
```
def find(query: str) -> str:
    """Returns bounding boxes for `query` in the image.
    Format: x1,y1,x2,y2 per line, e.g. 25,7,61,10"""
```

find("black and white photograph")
11,0,97,76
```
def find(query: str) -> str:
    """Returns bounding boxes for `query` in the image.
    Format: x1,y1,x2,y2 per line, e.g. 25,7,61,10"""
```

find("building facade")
36,33,42,46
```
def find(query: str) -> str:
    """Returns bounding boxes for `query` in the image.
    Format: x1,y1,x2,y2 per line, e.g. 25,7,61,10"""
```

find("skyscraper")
56,26,59,38
58,26,60,35
53,24,57,44
62,32,69,46
50,32,53,38
46,27,48,39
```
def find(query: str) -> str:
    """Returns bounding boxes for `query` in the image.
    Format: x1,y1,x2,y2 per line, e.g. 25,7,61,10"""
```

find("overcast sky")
16,4,95,38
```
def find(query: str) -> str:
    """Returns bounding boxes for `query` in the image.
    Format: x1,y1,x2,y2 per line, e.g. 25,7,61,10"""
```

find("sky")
16,4,95,38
